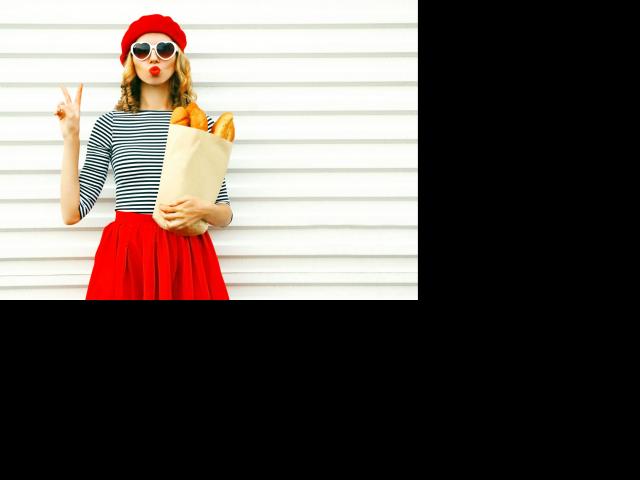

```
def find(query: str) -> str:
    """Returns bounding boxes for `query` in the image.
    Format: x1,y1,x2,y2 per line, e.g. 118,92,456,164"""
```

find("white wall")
0,0,418,300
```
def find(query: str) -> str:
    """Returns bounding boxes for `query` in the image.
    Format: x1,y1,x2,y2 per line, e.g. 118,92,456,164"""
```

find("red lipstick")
149,66,161,76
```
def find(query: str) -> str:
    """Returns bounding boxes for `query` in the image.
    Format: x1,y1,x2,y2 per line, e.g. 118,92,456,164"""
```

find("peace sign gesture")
55,83,83,139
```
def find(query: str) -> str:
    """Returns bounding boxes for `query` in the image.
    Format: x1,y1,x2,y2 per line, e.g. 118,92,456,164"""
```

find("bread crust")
185,102,199,115
170,106,190,126
212,112,235,142
189,108,209,131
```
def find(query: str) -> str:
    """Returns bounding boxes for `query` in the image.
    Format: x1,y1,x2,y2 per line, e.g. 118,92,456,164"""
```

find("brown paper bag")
153,123,232,236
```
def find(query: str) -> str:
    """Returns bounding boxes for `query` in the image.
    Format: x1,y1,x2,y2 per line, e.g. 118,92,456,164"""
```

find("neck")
139,81,172,110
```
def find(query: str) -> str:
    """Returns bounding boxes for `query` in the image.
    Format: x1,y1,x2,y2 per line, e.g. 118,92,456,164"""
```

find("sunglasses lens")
132,43,150,59
157,42,176,59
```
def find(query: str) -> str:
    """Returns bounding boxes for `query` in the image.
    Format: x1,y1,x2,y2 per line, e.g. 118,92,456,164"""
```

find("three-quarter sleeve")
78,111,113,219
215,178,230,205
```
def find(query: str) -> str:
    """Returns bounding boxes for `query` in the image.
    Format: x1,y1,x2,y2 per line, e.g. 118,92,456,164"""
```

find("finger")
60,85,72,104
168,221,185,231
162,212,182,221
160,205,179,213
169,197,189,206
75,83,83,106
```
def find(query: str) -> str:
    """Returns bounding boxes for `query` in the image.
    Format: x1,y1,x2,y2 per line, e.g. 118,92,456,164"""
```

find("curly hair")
115,48,197,113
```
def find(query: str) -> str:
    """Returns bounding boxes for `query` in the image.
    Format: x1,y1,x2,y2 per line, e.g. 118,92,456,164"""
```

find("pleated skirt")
85,211,229,300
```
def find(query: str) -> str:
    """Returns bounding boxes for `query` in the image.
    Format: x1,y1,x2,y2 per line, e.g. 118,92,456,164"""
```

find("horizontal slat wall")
0,28,417,55
0,0,417,24
0,113,418,141
0,86,419,112
0,0,418,300
0,58,417,83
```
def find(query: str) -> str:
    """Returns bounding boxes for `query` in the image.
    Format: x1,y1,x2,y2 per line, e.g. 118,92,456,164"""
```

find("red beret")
120,14,187,66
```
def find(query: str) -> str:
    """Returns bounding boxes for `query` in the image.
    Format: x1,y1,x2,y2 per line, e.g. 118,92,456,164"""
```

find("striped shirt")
78,110,231,222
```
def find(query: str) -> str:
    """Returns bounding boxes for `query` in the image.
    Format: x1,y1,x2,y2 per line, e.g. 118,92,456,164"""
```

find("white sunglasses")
130,41,178,61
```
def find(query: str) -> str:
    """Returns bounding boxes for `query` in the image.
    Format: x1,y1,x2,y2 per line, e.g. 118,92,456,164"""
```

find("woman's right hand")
55,83,83,139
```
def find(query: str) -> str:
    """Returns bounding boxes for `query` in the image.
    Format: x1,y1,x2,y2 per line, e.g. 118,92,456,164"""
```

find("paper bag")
153,123,232,236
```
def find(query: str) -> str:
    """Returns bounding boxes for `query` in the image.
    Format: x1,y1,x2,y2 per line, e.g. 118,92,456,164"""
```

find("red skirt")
86,211,229,300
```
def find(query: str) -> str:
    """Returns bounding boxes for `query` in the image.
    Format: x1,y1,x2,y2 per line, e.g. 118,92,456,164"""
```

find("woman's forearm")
201,202,233,228
60,134,81,225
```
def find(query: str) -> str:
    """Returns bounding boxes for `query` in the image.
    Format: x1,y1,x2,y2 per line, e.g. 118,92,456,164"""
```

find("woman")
56,14,232,300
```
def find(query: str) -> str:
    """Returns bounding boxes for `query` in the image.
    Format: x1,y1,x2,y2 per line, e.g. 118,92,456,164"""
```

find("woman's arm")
60,134,81,224
205,177,232,227
202,202,233,228
57,84,83,225
159,197,233,230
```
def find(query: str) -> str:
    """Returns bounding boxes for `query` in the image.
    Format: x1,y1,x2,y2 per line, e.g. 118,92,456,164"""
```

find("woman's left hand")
159,195,209,231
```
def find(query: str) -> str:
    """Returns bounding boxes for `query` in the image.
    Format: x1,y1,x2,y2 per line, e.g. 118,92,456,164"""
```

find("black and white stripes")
78,110,231,219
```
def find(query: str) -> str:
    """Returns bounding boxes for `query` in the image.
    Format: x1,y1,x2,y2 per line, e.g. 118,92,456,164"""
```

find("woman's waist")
114,210,156,224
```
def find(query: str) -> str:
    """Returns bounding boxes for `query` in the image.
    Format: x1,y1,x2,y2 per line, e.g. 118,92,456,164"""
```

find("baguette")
185,102,199,115
211,112,235,142
172,102,208,131
170,107,190,126
171,105,233,139
189,107,209,132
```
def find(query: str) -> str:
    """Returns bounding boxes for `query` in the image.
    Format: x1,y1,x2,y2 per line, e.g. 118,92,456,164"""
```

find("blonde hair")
115,48,197,113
